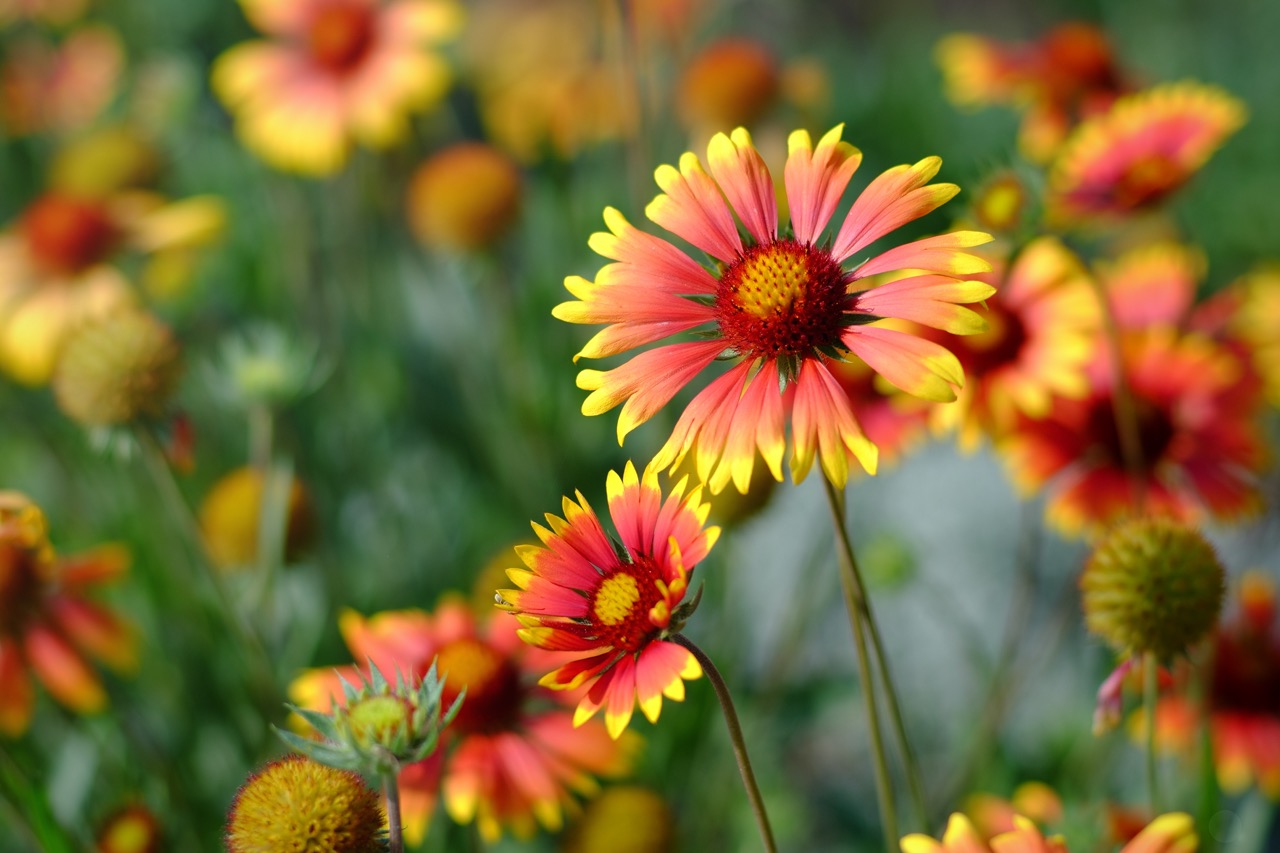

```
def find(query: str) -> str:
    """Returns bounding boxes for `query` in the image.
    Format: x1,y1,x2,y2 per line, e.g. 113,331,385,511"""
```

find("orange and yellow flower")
932,237,1099,450
498,462,718,739
290,598,634,843
1047,82,1246,222
1219,264,1280,409
935,22,1128,163
902,811,1197,853
0,492,136,737
212,0,461,176
1001,326,1266,536
556,125,994,491
1155,572,1280,798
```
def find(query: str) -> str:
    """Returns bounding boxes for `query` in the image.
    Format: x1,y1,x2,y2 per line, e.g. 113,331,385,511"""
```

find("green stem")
673,634,777,853
1087,275,1147,510
385,771,404,853
1144,651,1161,813
824,479,927,828
821,479,899,850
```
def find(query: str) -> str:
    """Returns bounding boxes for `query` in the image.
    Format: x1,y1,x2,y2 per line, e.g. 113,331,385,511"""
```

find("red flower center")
714,239,850,360
1211,629,1280,715
586,557,667,653
1111,152,1185,209
306,2,376,73
20,194,119,276
0,528,49,635
1085,392,1176,472
435,637,523,733
958,300,1028,377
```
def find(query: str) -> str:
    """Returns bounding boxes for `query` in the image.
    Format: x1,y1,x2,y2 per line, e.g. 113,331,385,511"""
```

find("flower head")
0,492,136,736
0,25,123,137
406,142,523,251
1081,518,1224,661
212,0,462,175
1001,327,1266,535
499,462,718,738
932,237,1099,450
1047,82,1245,222
52,307,182,427
290,598,634,843
902,811,1197,853
94,804,162,853
199,466,314,571
225,754,384,853
1156,572,1280,797
677,38,779,137
556,126,994,491
562,785,675,853
935,23,1128,162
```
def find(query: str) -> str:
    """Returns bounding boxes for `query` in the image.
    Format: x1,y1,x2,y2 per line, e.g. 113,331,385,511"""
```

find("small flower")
557,125,994,491
211,0,462,175
52,307,182,427
965,782,1063,838
94,803,162,853
204,322,330,411
279,661,457,778
1223,264,1280,410
677,38,779,137
406,143,523,251
225,754,385,853
198,466,314,570
290,599,635,843
0,492,136,736
0,25,123,137
1047,81,1246,222
498,462,718,738
1081,518,1224,661
561,785,675,853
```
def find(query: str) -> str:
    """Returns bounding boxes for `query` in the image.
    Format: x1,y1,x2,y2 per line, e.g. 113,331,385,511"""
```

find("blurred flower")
0,491,135,736
212,0,462,176
224,754,384,853
1097,241,1203,332
499,462,716,739
406,142,523,251
52,307,182,427
290,599,635,843
677,38,779,139
1001,327,1266,535
95,803,162,853
203,322,329,411
1156,572,1280,797
198,466,314,570
460,0,636,162
964,782,1063,838
0,24,122,136
969,171,1031,236
933,237,1099,451
935,22,1129,163
1047,82,1245,223
901,811,1197,853
1081,518,1224,661
561,785,675,853
556,125,994,491
0,186,224,385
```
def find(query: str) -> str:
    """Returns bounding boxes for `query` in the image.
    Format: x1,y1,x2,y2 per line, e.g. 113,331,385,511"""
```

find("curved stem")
821,480,899,849
1087,275,1148,511
672,634,777,853
384,771,404,853
1144,651,1161,813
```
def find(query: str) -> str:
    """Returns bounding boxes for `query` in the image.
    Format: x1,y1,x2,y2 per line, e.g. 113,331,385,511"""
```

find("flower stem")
384,771,404,853
1144,651,1161,813
821,479,899,850
673,634,777,853
1087,275,1148,510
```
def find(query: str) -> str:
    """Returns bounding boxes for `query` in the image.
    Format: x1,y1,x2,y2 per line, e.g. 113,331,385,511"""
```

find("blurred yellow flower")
406,142,523,251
